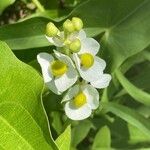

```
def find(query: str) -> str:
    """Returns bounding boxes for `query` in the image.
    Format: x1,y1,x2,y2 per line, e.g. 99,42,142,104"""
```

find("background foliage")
0,0,150,149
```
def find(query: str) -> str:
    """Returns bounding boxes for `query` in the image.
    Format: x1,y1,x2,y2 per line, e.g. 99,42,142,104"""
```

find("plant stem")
32,0,45,12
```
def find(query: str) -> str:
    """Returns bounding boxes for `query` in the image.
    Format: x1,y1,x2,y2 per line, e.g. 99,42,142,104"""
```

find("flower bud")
72,17,83,31
63,19,75,33
69,39,81,53
45,22,59,37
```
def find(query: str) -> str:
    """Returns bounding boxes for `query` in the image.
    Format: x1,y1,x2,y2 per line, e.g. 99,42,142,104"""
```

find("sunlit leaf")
55,125,71,150
0,0,15,14
0,41,58,150
92,126,111,150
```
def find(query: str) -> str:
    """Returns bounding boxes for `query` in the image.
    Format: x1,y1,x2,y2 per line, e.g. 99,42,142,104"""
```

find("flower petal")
53,51,78,93
62,84,80,102
65,101,92,120
91,74,112,89
46,80,62,95
37,53,54,83
73,54,106,82
45,32,64,47
78,38,100,55
81,84,99,110
77,29,86,40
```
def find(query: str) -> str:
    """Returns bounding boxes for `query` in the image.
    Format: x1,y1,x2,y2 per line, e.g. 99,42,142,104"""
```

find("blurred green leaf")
129,61,150,93
55,125,71,150
71,120,93,147
102,102,150,138
128,123,150,144
115,69,150,106
0,0,15,15
0,41,58,149
92,126,111,150
51,111,63,135
0,18,50,50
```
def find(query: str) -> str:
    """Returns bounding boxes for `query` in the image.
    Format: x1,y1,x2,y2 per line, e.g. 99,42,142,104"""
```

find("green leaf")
92,126,111,150
102,102,150,138
55,125,71,150
128,123,150,144
71,0,150,71
71,120,93,147
0,41,58,149
0,18,50,50
51,111,63,135
115,69,150,106
0,0,15,14
0,102,51,150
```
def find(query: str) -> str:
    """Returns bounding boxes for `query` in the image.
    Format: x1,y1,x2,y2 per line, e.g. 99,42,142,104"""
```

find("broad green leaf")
102,102,150,138
0,0,15,14
0,18,50,50
0,41,58,149
0,102,51,150
115,69,150,106
92,126,111,150
55,125,71,150
71,0,150,71
71,120,93,147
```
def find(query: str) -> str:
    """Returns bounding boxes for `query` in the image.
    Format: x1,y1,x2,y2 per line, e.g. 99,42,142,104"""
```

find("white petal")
73,54,106,82
81,84,99,110
91,74,112,89
54,50,75,67
46,80,61,95
77,29,86,40
78,38,100,55
62,84,80,102
37,53,54,83
68,30,86,42
65,102,92,120
53,51,78,93
45,32,64,47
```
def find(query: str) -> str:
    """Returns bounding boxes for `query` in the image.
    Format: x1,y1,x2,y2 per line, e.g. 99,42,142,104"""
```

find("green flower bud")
72,17,83,31
45,22,59,37
69,39,81,53
63,19,75,33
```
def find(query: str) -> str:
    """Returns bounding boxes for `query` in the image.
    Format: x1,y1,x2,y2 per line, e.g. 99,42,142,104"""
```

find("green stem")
32,0,45,12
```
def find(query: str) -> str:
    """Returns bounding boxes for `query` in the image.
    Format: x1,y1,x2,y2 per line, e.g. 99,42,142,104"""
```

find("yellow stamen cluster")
80,53,94,68
50,60,68,77
73,92,87,108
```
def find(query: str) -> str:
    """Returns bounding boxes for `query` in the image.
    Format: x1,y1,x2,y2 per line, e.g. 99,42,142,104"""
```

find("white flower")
62,84,99,120
37,51,78,95
73,53,107,82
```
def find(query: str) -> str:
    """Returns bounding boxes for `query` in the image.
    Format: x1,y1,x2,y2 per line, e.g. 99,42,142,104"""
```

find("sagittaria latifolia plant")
37,17,111,120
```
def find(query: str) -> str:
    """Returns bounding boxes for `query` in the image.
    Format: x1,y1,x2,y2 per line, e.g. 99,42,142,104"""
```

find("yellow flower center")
73,92,87,108
50,60,68,77
80,53,94,68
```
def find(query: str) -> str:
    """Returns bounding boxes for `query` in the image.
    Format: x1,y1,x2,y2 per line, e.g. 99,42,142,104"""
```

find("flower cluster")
37,17,111,120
